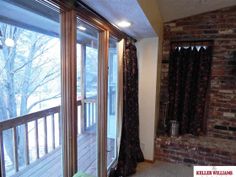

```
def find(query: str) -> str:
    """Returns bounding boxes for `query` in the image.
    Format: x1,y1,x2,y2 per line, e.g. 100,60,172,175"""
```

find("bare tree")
0,23,60,167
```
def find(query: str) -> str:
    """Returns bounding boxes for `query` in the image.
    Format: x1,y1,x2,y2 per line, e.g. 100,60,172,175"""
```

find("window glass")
0,1,62,177
107,37,118,168
76,19,99,177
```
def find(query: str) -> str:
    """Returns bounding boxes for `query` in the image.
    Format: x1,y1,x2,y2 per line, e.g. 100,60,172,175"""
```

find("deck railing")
0,97,97,177
84,97,97,131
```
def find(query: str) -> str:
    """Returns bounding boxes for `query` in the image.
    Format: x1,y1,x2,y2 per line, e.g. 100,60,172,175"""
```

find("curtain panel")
168,46,212,135
110,38,144,177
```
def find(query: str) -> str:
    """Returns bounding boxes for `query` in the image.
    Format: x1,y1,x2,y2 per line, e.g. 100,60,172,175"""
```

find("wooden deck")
11,133,115,177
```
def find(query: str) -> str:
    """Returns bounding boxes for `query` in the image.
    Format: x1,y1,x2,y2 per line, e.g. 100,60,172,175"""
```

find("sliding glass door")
107,38,118,169
0,2,121,176
76,19,99,177
75,24,120,176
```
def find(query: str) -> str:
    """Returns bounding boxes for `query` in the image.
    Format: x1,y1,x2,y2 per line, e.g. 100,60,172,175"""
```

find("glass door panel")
107,38,118,168
76,19,99,177
0,1,61,177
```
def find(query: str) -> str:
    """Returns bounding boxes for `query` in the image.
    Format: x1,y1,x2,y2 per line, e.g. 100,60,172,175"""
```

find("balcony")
0,98,115,177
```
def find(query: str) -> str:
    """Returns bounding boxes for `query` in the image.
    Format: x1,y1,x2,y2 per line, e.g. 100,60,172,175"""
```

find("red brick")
155,136,236,165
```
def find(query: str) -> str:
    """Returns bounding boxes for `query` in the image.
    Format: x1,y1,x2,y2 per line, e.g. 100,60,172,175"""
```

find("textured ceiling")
158,0,236,22
80,0,236,39
81,0,156,39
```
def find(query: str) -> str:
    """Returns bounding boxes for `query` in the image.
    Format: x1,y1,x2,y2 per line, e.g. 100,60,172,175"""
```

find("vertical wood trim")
0,131,6,177
35,120,39,159
61,9,77,177
13,127,19,172
24,123,29,165
44,117,48,154
97,31,109,177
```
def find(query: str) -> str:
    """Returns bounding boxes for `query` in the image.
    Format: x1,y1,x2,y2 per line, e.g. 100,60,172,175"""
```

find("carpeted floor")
131,161,193,177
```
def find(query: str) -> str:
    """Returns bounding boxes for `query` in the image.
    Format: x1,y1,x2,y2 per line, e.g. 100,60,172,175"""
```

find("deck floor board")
11,133,115,177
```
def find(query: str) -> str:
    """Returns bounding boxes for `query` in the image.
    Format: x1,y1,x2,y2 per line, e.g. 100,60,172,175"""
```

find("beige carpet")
131,161,193,177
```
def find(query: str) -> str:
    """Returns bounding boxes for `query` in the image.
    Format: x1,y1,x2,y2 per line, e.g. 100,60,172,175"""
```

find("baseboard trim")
144,159,155,163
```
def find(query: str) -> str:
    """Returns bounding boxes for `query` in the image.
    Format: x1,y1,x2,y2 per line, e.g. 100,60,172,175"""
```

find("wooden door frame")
61,9,78,177
61,12,110,176
97,31,109,177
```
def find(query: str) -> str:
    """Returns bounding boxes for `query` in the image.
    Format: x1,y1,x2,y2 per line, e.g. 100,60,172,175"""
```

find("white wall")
136,37,158,161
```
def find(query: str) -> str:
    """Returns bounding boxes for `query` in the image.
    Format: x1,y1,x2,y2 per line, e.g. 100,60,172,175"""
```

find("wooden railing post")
35,120,39,160
24,123,29,165
44,117,48,154
0,131,6,177
84,104,87,130
51,114,56,149
58,113,62,146
88,103,91,127
13,127,19,172
92,103,94,126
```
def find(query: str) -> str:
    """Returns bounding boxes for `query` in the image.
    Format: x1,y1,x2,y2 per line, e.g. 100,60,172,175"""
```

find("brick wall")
155,135,236,165
159,6,236,140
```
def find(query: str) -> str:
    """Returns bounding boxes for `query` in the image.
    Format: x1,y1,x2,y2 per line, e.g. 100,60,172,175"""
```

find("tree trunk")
0,24,60,169
0,90,14,167
1,25,19,166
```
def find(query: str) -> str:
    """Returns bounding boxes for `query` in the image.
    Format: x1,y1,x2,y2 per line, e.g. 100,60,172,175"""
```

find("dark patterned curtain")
168,46,212,135
110,38,144,177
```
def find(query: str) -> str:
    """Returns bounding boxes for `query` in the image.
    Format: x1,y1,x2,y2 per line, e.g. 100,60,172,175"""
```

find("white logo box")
194,166,236,177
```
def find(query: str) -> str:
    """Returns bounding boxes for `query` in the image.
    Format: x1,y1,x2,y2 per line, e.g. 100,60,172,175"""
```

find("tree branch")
28,72,60,96
29,68,59,89
27,93,60,113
